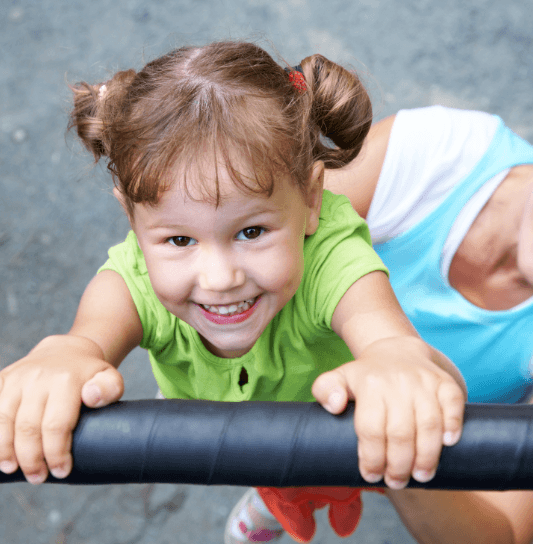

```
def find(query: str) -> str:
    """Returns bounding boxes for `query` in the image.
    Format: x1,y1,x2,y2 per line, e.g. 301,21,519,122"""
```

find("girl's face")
122,164,323,358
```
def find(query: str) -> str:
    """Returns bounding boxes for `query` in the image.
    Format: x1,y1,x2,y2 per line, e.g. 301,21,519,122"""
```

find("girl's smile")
198,295,260,324
120,163,323,358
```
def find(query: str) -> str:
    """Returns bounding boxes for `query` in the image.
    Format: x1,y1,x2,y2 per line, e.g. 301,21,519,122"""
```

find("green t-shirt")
99,190,388,402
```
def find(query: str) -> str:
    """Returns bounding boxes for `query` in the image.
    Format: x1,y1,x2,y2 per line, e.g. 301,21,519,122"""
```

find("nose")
198,247,246,292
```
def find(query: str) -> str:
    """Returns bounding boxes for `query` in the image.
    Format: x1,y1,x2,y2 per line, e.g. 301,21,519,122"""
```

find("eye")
167,236,197,247
236,226,265,240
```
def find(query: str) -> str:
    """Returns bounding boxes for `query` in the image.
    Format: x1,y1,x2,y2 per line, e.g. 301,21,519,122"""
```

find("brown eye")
237,227,264,240
168,236,196,247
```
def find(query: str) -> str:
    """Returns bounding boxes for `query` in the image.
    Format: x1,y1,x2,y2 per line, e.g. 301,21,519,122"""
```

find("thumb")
312,368,351,414
81,367,124,408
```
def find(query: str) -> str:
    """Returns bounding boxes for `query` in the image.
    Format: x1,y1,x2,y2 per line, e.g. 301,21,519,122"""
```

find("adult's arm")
387,479,533,544
386,398,533,544
324,114,396,219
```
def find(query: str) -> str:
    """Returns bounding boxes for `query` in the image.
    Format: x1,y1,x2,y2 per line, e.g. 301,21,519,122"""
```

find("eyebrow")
146,203,282,230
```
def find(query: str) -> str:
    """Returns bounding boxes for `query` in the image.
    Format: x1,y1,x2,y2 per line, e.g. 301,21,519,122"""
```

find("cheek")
254,238,305,295
145,259,188,307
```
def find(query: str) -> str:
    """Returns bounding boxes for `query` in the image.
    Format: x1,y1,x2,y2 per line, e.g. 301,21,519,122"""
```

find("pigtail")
68,69,137,162
300,55,372,168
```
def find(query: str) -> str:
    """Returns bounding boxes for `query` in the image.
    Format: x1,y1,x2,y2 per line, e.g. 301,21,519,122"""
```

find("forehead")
134,163,304,225
171,154,299,204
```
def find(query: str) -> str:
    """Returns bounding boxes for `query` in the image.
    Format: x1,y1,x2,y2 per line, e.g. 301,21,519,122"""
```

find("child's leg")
224,488,284,544
236,487,382,542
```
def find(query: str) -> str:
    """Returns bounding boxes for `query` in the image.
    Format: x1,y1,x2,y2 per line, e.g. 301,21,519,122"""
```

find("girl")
0,41,465,543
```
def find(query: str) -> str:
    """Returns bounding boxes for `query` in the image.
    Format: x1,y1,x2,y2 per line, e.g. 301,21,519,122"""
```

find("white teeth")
201,298,256,316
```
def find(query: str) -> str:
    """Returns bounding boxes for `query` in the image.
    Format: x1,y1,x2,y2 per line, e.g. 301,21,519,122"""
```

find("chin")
203,336,256,358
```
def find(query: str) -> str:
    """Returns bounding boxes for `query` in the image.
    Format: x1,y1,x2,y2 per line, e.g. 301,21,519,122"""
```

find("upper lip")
195,296,258,307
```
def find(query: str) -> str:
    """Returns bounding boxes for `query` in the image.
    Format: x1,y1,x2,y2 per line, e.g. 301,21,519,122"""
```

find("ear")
305,161,324,235
113,187,134,225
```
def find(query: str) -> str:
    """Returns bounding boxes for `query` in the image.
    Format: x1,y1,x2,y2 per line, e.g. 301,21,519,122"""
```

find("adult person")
324,104,533,544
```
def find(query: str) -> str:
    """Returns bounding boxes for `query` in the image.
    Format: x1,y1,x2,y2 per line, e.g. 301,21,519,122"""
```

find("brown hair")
68,41,372,215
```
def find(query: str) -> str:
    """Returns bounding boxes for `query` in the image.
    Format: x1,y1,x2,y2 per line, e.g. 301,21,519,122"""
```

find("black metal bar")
2,400,532,490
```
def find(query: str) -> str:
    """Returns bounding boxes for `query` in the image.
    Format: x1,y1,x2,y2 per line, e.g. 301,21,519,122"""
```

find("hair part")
68,41,372,215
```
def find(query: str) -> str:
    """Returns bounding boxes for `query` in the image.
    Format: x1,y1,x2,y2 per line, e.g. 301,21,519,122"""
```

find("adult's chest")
448,166,533,311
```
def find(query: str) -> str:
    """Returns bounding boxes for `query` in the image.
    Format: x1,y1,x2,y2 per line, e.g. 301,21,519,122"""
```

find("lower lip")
198,297,261,325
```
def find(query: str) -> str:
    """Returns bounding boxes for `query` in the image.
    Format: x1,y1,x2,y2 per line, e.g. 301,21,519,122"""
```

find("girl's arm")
0,270,143,483
324,114,396,219
70,270,144,367
312,270,467,490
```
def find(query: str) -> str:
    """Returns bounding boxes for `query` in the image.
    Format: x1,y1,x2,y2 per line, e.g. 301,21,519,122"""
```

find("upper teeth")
201,298,256,315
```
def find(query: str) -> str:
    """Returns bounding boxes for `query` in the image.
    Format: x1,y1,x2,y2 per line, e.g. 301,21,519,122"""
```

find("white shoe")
224,488,285,544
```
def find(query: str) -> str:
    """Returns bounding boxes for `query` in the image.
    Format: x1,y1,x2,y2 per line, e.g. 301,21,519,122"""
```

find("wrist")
31,334,105,361
360,335,430,359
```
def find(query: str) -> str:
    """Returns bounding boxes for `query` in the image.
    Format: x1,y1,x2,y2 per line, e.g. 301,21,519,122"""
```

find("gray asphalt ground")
1,0,533,543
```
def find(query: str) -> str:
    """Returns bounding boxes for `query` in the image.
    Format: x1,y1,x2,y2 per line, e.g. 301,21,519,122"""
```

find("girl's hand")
312,336,466,490
0,334,124,484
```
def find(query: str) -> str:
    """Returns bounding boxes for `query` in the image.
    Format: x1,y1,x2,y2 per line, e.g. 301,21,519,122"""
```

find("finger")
13,391,48,484
439,381,465,446
354,391,387,484
312,369,350,414
382,397,416,490
41,386,82,479
411,396,443,483
0,375,21,475
81,367,124,408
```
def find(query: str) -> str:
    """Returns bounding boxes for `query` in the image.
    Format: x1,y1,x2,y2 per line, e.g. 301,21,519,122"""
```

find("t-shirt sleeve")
366,106,500,243
301,191,389,332
98,231,176,350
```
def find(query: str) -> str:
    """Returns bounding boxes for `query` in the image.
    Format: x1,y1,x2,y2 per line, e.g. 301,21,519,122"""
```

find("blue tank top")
374,119,533,403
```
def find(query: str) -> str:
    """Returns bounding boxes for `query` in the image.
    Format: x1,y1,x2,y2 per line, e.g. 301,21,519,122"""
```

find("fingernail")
443,431,461,446
325,389,343,413
387,479,408,490
26,472,47,485
50,466,69,479
0,461,17,474
413,470,435,483
85,384,102,407
363,473,383,484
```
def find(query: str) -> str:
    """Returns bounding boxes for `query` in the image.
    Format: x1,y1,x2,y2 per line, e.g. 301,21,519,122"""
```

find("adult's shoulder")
395,104,498,125
365,106,501,242
391,105,500,155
